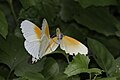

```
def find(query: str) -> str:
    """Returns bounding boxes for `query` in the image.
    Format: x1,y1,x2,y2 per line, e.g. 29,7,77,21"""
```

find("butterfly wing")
21,20,41,41
39,19,60,57
45,37,59,55
24,40,40,62
20,20,41,62
60,36,88,55
38,19,51,58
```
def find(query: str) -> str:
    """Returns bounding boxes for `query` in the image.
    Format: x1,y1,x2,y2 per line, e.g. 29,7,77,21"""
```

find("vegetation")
0,0,120,80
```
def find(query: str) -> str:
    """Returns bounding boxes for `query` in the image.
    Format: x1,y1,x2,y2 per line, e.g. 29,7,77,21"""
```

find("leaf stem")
53,51,70,63
7,0,18,25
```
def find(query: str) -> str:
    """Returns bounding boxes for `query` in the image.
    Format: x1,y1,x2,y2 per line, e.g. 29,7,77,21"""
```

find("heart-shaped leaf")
88,38,115,75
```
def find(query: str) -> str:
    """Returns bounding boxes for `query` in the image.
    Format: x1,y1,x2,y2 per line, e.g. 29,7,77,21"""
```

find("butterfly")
20,19,52,63
21,19,88,63
45,28,88,56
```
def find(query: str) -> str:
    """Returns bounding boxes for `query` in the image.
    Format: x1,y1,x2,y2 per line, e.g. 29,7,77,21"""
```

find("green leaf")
86,68,102,74
0,34,46,76
60,0,76,21
0,76,5,80
14,57,46,76
110,57,120,79
64,54,101,77
0,34,46,77
74,7,118,36
13,78,26,80
75,0,117,8
97,77,116,80
87,38,115,75
64,54,90,76
22,72,45,80
14,72,45,80
20,0,37,8
67,75,80,80
115,21,120,37
94,36,120,57
36,0,60,22
0,9,8,38
41,57,59,80
0,35,27,70
0,62,10,78
19,0,60,23
52,73,67,80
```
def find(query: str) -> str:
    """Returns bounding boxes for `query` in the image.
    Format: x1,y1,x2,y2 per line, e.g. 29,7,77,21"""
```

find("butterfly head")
56,28,63,41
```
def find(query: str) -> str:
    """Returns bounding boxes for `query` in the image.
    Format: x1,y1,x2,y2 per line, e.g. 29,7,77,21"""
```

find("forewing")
41,19,50,39
60,36,88,55
38,19,51,58
20,20,41,42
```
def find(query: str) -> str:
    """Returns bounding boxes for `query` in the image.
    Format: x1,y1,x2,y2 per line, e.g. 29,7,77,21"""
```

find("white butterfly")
20,19,52,63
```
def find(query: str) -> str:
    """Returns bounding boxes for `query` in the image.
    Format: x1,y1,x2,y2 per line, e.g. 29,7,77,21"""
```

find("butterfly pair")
20,19,88,63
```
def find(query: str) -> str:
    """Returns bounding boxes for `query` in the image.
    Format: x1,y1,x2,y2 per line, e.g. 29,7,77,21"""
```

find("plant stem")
8,0,18,25
53,50,70,63
93,74,97,80
6,69,12,80
89,73,92,80
66,54,70,64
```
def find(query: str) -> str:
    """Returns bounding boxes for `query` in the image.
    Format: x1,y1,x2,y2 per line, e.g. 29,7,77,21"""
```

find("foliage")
0,0,120,80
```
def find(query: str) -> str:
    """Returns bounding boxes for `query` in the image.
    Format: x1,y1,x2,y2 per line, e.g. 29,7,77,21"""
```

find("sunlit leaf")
0,9,8,38
64,54,102,77
64,54,89,77
88,38,115,75
75,0,117,8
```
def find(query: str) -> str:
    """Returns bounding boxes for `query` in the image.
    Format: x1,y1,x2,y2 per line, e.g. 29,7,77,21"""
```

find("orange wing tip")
42,18,48,30
34,26,41,39
42,18,50,39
